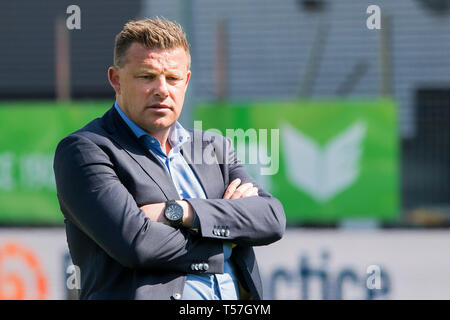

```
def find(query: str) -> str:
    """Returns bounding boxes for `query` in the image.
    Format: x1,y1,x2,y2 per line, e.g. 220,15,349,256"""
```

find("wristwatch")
163,200,184,228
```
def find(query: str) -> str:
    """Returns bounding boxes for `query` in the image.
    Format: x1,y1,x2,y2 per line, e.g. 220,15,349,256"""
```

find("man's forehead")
126,43,188,69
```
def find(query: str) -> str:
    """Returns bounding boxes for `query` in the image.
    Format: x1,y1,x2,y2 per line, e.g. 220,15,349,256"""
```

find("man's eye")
141,75,155,79
167,77,179,81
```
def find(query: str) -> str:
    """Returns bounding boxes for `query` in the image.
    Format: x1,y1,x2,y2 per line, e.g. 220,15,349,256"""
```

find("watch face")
165,203,183,221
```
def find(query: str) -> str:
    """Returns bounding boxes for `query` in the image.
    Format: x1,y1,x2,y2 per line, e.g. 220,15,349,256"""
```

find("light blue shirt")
114,102,240,300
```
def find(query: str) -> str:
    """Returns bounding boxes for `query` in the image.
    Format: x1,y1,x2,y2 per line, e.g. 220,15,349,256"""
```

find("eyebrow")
136,69,182,76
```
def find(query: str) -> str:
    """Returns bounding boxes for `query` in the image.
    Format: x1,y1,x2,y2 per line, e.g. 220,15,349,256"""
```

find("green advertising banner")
195,99,400,223
0,101,110,225
0,99,399,225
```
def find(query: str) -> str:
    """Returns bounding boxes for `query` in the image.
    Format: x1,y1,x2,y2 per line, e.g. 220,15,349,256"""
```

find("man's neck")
161,138,172,155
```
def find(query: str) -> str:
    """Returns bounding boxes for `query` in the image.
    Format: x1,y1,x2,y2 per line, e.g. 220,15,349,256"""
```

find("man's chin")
143,119,176,134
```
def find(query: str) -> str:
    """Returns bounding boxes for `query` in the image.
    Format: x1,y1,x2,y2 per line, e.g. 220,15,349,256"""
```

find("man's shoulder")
55,108,115,154
183,128,233,165
185,128,229,144
58,118,105,147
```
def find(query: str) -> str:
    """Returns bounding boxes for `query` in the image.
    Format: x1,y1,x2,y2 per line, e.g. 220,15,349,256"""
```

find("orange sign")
0,242,48,299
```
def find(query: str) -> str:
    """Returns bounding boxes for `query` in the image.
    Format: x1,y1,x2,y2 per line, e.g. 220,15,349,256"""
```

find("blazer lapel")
102,106,180,200
102,106,224,200
181,130,225,199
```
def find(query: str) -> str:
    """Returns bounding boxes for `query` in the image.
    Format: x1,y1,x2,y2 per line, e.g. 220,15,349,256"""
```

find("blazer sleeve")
53,133,224,272
185,135,286,247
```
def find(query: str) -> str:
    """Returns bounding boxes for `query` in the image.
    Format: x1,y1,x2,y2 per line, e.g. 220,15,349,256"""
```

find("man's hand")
222,178,259,249
139,202,166,223
223,178,259,199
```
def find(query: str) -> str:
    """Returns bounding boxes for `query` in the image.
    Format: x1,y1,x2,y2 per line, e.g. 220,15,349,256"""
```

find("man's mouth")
147,103,171,110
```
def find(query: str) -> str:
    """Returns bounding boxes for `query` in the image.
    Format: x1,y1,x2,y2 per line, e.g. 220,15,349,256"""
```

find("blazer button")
203,263,209,271
173,293,182,300
225,229,230,237
191,263,196,271
220,228,226,236
198,263,204,270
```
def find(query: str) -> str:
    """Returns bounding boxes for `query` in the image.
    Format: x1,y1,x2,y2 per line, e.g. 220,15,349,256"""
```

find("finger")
231,183,253,199
241,187,258,198
241,186,258,198
230,183,253,200
223,178,241,199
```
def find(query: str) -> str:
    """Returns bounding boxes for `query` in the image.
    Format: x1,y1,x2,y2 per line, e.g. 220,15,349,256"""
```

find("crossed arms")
54,133,286,272
141,177,259,228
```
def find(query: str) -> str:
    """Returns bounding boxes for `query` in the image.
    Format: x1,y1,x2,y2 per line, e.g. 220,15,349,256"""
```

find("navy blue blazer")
53,106,286,300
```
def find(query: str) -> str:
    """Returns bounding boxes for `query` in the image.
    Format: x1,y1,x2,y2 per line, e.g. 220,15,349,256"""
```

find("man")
53,18,285,300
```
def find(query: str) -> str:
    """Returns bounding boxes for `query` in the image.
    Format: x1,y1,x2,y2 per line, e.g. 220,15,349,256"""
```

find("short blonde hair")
114,17,191,69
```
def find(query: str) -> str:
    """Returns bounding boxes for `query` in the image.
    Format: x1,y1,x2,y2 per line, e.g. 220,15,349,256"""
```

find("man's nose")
154,75,169,99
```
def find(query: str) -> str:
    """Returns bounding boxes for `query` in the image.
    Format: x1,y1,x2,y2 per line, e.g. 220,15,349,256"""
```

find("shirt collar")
114,102,191,150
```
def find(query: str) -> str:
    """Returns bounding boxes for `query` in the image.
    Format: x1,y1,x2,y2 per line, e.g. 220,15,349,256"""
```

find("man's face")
108,43,191,135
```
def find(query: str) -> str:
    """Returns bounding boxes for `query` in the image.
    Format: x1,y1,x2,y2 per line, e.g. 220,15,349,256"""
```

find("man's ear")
108,66,121,95
184,70,191,92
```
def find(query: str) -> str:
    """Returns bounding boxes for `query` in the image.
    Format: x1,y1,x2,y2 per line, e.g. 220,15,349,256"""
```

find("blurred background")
0,0,449,299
